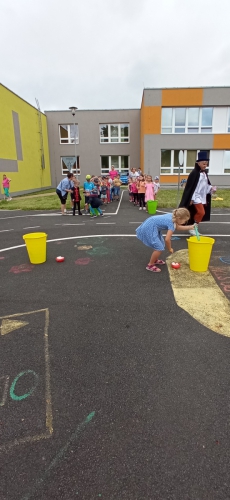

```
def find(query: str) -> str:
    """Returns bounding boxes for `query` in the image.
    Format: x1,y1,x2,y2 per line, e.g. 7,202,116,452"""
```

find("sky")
0,0,230,112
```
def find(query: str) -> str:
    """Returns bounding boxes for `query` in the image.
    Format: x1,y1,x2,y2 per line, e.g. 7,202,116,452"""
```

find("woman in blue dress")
136,208,195,272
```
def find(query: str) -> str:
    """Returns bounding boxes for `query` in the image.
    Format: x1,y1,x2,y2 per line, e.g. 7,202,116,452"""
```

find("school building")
141,87,230,187
0,84,51,197
1,85,230,197
46,86,230,188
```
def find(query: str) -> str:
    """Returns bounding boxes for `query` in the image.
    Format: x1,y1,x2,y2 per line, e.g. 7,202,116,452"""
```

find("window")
161,108,213,134
228,111,230,133
175,109,186,134
162,108,172,134
101,155,129,174
161,150,204,175
186,150,197,173
201,108,213,133
61,156,80,175
224,151,230,173
59,124,79,144
100,124,129,143
187,108,199,133
161,150,171,174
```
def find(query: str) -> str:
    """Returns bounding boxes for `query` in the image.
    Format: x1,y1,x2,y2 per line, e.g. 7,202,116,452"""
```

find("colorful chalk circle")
220,256,230,265
10,370,39,401
75,257,92,265
77,245,93,250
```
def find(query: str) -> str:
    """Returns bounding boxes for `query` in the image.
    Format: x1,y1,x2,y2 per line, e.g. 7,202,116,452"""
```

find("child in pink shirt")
2,175,12,201
131,179,138,205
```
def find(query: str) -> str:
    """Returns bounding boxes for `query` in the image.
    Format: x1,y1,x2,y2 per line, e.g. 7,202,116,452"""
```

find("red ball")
171,262,180,269
56,256,65,263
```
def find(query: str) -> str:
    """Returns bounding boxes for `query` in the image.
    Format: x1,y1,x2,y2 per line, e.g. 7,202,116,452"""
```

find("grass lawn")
0,188,230,210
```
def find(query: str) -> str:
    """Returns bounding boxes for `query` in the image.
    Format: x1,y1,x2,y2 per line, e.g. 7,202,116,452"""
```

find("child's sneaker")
139,207,142,210
100,213,104,216
143,207,146,211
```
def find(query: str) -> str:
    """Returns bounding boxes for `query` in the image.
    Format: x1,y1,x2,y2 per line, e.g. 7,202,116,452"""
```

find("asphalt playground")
0,190,230,500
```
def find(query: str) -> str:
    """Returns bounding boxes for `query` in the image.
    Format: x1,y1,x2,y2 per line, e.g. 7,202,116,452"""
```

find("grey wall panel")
46,109,140,186
209,175,230,187
159,134,213,149
144,135,162,177
144,89,162,106
203,88,230,106
12,111,23,160
0,159,18,172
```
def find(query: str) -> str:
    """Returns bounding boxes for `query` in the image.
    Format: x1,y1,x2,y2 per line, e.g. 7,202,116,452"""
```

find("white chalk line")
1,233,230,254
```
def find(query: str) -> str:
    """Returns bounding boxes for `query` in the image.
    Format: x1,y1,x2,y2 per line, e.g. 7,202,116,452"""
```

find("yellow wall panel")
213,134,230,149
162,88,203,107
0,85,51,194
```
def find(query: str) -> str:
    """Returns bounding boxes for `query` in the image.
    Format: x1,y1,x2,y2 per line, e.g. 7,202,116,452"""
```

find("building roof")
0,83,46,115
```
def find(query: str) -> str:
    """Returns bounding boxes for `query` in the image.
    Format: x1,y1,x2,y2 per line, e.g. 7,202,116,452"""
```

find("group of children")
129,175,160,210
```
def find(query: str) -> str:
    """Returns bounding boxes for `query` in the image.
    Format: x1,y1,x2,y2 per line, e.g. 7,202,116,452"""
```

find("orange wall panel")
140,148,144,172
162,88,203,107
142,106,161,134
160,175,188,183
213,134,230,149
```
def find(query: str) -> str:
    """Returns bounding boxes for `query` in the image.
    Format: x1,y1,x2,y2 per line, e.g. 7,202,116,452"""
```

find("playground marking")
21,411,95,500
23,226,40,229
0,308,53,451
1,233,230,255
167,250,230,337
0,229,14,232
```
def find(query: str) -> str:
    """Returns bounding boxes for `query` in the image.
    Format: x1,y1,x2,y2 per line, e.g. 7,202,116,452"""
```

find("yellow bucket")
187,236,215,272
23,232,47,264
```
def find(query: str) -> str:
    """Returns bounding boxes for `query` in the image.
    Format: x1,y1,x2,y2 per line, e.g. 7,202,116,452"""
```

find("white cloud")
0,0,230,111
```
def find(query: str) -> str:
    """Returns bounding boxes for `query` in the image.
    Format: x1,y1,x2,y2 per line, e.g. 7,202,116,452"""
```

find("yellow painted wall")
162,88,203,107
0,85,51,194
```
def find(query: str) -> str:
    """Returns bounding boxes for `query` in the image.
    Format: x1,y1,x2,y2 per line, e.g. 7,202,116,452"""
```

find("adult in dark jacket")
179,151,213,235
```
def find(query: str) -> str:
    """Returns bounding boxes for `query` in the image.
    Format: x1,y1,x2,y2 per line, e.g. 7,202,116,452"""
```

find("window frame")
100,123,130,143
224,150,230,174
228,108,230,133
161,149,202,175
59,124,79,145
100,155,130,174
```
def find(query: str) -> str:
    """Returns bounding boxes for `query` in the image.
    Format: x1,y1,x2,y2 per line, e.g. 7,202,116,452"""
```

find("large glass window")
161,150,198,175
161,108,213,134
61,156,80,175
59,124,79,144
100,124,130,143
224,151,230,173
100,155,129,174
